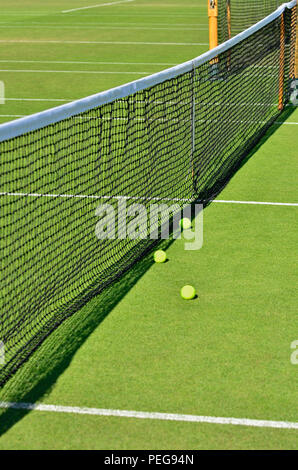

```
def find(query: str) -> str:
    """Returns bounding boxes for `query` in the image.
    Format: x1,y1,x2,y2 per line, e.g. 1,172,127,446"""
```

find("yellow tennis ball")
180,285,196,300
180,217,192,230
154,250,167,263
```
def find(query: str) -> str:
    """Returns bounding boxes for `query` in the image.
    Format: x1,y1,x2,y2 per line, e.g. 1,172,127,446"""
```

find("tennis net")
0,1,297,387
216,1,285,44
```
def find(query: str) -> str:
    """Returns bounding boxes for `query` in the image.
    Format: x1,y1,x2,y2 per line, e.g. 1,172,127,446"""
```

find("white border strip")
0,25,206,31
0,192,192,203
1,193,297,206
0,402,297,430
214,200,298,207
62,0,136,14
0,40,208,45
0,60,177,65
0,0,296,143
0,69,150,75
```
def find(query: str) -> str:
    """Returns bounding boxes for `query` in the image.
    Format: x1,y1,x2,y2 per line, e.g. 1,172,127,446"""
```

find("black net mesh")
218,0,285,44
0,6,297,387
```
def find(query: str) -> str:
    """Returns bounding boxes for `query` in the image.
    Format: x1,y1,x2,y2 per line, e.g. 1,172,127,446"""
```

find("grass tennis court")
0,0,297,450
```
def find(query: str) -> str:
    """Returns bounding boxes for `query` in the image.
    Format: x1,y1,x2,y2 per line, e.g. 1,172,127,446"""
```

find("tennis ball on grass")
180,217,192,230
154,250,167,263
180,285,196,300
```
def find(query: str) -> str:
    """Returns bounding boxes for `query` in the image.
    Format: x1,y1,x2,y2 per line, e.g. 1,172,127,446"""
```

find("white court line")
1,193,297,207
0,14,205,19
5,98,72,102
0,114,297,127
0,12,46,15
0,402,297,430
0,69,149,75
1,96,293,107
0,192,192,203
67,15,207,19
214,200,298,207
276,121,298,125
0,25,205,31
62,1,136,14
2,22,205,27
0,59,176,66
0,39,208,46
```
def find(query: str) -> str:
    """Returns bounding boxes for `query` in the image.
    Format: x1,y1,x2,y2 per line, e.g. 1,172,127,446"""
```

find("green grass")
0,0,297,450
0,0,208,123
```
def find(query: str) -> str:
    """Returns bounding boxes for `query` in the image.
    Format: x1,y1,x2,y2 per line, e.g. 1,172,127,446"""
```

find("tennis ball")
180,217,192,230
180,285,196,300
154,250,167,263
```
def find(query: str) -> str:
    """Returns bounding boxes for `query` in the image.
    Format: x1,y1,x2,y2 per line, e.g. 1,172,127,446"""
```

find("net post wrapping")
278,12,286,110
208,0,219,49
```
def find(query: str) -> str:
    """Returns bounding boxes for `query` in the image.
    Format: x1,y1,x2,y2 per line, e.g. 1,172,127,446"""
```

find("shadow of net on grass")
0,236,173,436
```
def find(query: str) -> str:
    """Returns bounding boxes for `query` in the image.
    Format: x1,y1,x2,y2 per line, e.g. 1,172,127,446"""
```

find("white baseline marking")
0,59,176,66
0,21,203,26
67,14,207,18
214,200,298,207
0,24,205,31
0,69,149,75
0,13,205,19
0,22,206,27
0,114,25,118
5,98,72,102
0,39,208,46
62,1,136,14
1,96,295,107
0,402,297,430
1,111,296,126
0,12,46,15
1,193,297,207
276,121,298,125
0,192,192,203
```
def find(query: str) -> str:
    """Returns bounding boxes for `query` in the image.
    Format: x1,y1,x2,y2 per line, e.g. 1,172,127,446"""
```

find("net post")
290,5,297,80
227,0,231,40
208,0,218,50
208,1,219,78
227,0,232,69
295,7,298,78
278,12,286,111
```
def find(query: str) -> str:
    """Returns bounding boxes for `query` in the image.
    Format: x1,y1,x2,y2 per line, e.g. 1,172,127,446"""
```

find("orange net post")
227,0,231,40
295,8,298,78
208,0,218,50
227,0,232,69
290,5,297,80
278,13,285,111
